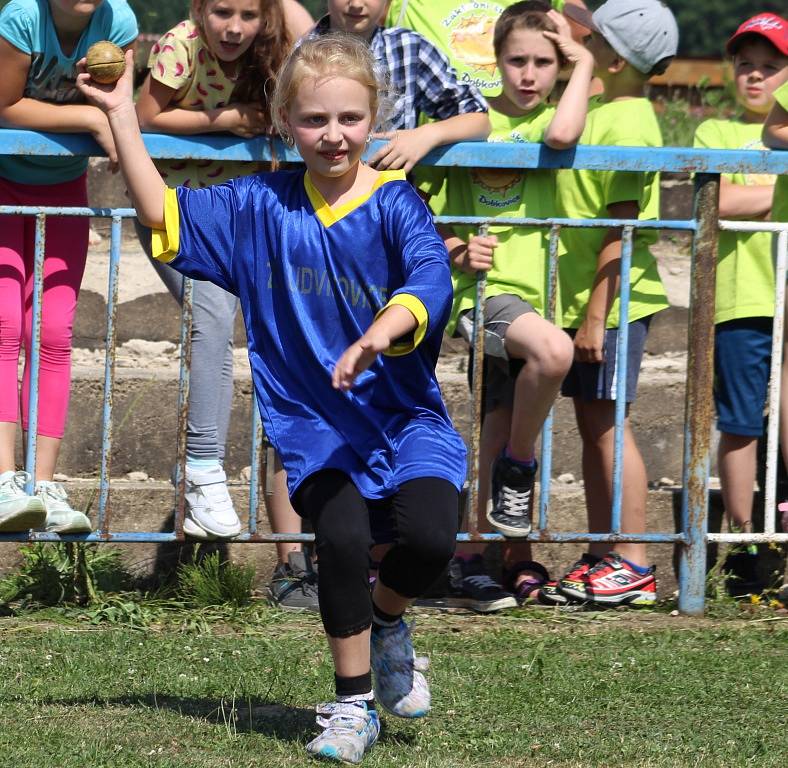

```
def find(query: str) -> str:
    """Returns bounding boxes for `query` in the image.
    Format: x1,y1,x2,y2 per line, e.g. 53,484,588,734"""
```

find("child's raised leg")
488,302,574,537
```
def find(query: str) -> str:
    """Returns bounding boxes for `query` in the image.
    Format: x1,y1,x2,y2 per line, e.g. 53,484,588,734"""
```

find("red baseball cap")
726,13,788,56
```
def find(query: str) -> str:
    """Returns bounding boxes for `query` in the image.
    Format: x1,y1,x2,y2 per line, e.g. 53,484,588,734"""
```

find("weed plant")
177,549,255,609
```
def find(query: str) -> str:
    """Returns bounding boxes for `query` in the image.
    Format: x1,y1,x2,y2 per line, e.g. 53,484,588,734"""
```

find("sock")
621,557,650,575
371,601,402,630
186,456,221,470
335,672,375,710
504,445,536,468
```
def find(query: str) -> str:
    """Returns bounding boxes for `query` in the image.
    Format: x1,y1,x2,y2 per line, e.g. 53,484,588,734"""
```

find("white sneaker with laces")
35,481,92,534
182,464,241,540
0,471,46,532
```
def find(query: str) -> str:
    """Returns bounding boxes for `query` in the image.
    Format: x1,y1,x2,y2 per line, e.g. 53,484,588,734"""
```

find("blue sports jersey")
153,168,467,498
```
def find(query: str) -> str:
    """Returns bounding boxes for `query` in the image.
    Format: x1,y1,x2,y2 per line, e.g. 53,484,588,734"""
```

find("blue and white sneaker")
36,481,92,534
371,619,431,718
306,701,380,764
0,471,45,532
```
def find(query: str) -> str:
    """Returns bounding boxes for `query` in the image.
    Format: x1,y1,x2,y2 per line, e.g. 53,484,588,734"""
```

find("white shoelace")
498,483,532,519
0,471,31,498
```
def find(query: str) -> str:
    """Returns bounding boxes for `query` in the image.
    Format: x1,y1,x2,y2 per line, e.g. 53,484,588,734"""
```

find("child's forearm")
417,111,491,151
0,98,106,134
719,178,773,219
585,232,622,325
366,303,418,345
107,103,166,227
544,58,594,150
137,105,236,135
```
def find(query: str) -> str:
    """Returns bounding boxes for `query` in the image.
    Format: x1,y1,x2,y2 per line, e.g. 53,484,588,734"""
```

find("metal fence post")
679,173,720,615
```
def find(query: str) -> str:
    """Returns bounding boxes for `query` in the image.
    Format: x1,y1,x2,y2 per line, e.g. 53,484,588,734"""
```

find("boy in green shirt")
540,0,678,607
694,14,788,589
763,77,788,533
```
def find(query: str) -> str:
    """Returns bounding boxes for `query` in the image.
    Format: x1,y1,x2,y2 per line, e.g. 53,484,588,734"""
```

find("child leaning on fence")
423,1,593,607
693,13,788,593
535,0,678,608
0,0,138,534
133,0,312,551
763,78,788,534
78,32,467,764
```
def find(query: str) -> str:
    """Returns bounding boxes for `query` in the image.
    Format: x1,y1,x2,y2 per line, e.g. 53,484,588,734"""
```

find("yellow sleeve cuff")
151,187,181,263
375,293,429,357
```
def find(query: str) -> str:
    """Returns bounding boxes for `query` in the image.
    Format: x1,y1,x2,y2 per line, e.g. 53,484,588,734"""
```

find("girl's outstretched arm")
542,10,594,150
77,50,166,228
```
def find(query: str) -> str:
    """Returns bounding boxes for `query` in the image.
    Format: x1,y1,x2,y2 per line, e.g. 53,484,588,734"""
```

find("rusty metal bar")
248,401,263,535
678,173,720,615
97,216,122,535
173,277,194,540
466,222,489,538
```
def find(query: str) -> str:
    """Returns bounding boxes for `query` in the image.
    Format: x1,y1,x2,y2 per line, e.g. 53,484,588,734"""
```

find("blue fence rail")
1,130,787,618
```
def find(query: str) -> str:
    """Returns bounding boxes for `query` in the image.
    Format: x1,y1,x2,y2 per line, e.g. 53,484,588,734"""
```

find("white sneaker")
0,471,46,532
35,481,92,534
181,465,241,540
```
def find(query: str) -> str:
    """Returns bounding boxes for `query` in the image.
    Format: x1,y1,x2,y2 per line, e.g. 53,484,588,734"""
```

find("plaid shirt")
314,18,487,130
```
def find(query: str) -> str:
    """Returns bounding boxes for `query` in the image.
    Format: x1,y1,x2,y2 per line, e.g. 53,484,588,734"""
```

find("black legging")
293,470,458,638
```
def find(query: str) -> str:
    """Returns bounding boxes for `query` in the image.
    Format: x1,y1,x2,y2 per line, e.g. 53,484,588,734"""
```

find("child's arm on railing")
717,177,773,220
0,38,135,168
439,226,496,275
136,76,268,138
77,51,166,228
542,10,594,150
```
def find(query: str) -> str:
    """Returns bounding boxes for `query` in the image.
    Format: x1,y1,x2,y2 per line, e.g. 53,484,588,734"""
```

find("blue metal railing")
0,130,786,617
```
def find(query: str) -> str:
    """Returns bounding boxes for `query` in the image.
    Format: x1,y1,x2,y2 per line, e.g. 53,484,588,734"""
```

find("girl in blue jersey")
78,32,465,764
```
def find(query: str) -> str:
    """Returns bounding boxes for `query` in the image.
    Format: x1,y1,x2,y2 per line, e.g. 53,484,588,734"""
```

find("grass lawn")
0,606,785,767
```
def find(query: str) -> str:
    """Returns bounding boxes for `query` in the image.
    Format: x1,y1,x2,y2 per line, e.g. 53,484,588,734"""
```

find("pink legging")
0,174,89,439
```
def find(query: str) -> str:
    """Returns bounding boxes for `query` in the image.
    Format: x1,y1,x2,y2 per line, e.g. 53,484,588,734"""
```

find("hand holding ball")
85,41,125,84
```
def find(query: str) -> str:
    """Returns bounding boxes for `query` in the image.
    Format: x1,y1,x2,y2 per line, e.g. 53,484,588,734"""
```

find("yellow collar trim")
304,169,407,227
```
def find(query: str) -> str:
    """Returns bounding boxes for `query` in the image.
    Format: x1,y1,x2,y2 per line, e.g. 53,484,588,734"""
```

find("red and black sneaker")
554,553,602,602
584,553,657,606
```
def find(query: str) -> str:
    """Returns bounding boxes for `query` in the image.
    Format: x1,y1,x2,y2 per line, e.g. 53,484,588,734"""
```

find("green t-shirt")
772,82,788,226
555,96,668,329
424,104,557,334
694,118,776,323
385,0,564,98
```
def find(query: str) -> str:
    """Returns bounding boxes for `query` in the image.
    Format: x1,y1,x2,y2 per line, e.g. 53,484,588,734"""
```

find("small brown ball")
86,41,125,84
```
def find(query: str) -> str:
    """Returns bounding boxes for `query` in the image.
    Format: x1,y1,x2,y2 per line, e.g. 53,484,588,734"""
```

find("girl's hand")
76,49,135,117
543,9,594,67
368,128,427,173
573,317,605,363
221,103,268,138
332,330,390,391
454,233,497,274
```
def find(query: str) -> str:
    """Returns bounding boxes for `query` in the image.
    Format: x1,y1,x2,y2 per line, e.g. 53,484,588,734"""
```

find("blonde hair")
271,33,390,140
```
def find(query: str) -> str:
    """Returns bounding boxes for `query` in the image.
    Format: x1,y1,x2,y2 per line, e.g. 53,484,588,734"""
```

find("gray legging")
135,219,238,463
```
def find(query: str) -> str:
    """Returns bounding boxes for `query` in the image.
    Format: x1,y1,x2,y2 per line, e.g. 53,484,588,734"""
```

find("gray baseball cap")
564,0,679,74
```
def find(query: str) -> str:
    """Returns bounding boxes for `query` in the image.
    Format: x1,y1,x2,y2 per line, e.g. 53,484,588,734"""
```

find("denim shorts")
561,316,652,403
714,317,772,437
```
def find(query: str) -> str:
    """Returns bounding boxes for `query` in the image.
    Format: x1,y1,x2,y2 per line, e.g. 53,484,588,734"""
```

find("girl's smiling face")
197,0,262,65
285,74,374,183
497,28,560,114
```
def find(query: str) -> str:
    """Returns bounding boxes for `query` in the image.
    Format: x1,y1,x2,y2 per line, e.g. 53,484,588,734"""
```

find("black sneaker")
267,551,319,611
446,555,517,613
487,455,537,538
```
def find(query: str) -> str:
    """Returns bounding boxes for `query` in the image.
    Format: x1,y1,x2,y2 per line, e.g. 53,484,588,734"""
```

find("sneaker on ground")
268,551,319,611
181,465,241,540
0,471,46,532
35,481,91,534
487,455,537,538
371,619,431,718
555,553,602,603
446,555,517,612
537,580,572,606
584,552,657,606
306,700,380,764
